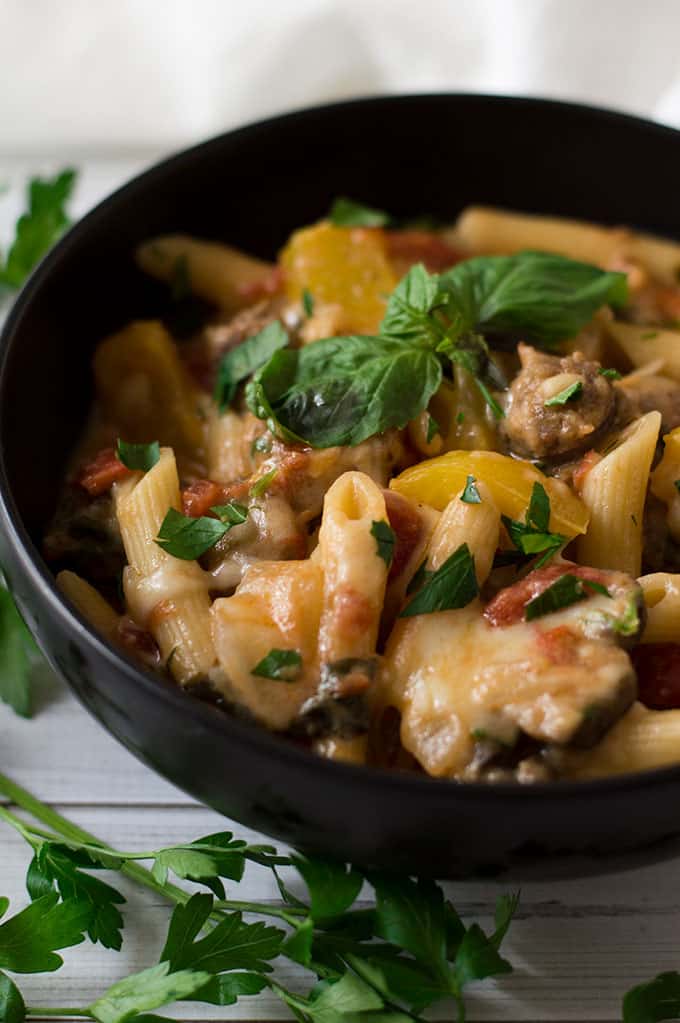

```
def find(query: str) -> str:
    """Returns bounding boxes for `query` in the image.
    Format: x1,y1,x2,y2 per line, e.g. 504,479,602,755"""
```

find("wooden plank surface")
2,157,680,1023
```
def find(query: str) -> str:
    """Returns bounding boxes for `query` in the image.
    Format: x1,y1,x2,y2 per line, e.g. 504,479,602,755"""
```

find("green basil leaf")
209,501,248,526
460,475,481,504
116,440,160,472
438,250,628,347
0,972,24,1023
544,380,583,407
524,573,589,621
623,970,680,1023
380,264,441,341
252,649,302,681
214,322,289,412
370,521,396,567
247,336,442,448
328,197,391,227
155,508,228,560
400,543,478,617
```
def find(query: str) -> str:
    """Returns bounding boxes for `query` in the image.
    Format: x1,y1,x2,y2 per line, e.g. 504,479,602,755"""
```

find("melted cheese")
124,560,208,628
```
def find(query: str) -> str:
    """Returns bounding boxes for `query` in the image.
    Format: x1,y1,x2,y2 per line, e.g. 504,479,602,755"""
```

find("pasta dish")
44,201,680,783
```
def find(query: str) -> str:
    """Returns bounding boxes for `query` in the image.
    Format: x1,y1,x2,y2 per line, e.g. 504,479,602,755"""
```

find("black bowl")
3,94,680,880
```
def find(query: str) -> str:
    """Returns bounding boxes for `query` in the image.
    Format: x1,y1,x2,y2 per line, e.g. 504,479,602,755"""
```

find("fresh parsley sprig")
155,501,247,560
0,585,38,718
400,543,478,617
248,254,626,449
501,483,567,570
0,170,77,292
0,770,518,1023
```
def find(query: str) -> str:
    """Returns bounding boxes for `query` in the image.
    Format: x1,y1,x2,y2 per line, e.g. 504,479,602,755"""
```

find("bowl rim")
2,90,680,804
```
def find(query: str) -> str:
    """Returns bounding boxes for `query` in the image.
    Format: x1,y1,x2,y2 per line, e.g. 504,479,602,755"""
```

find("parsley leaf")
437,250,628,348
291,855,363,920
426,414,439,443
249,468,277,498
214,322,289,412
302,288,315,317
160,893,284,976
0,972,24,1023
156,508,230,560
623,970,680,1023
198,971,268,1007
88,962,212,1023
400,543,478,617
0,893,89,973
26,843,125,950
527,481,550,531
116,439,160,472
544,380,583,407
501,482,566,569
460,475,481,504
370,521,395,567
210,501,248,526
0,170,77,289
328,197,391,227
246,334,442,448
525,573,593,620
598,367,622,380
453,923,512,988
368,875,451,988
252,649,302,682
0,587,37,718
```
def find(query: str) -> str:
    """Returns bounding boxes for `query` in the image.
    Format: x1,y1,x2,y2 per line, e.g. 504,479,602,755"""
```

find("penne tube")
426,480,499,586
558,702,680,778
638,573,680,644
606,321,680,382
57,570,120,644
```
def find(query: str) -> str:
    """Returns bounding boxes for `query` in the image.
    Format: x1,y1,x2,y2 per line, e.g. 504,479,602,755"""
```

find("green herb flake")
598,367,622,380
631,514,638,526
115,439,160,472
400,543,478,617
524,573,603,621
370,520,396,567
251,434,272,456
461,475,482,504
214,322,289,412
426,413,440,443
301,288,314,318
641,330,659,340
249,468,277,499
155,508,230,560
544,380,583,407
456,410,465,424
328,197,391,227
252,648,302,682
210,501,248,526
583,579,611,598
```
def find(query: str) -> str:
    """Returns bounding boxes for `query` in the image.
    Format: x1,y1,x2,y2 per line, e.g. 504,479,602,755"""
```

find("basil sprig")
214,322,289,412
156,502,248,560
247,253,626,449
116,439,160,472
400,543,478,617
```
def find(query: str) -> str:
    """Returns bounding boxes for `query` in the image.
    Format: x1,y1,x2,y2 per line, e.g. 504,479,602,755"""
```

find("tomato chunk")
631,642,680,709
78,447,131,497
181,479,226,517
484,562,612,627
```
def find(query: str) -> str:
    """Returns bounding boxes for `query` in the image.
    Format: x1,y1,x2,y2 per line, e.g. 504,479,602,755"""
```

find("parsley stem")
25,1009,92,1019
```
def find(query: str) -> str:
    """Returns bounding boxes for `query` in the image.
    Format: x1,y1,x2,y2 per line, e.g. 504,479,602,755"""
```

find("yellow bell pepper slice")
391,450,590,536
280,221,396,334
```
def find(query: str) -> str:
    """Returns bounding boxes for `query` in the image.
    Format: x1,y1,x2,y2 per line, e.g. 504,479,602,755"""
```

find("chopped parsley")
461,475,482,504
214,322,289,412
301,288,314,317
525,573,610,621
250,468,277,499
116,439,160,472
156,505,247,560
400,543,478,617
544,380,583,407
598,367,622,380
501,483,566,569
252,649,302,681
426,413,440,443
370,520,396,567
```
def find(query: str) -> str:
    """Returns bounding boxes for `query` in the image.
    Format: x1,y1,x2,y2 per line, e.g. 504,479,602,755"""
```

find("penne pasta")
56,570,120,644
426,481,499,585
638,573,680,644
557,702,680,778
606,321,680,381
577,411,661,576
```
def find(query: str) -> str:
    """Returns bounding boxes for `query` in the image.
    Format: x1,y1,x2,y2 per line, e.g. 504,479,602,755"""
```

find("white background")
1,0,680,157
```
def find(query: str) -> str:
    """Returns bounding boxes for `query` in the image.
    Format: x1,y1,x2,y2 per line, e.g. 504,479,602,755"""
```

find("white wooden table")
2,158,680,1023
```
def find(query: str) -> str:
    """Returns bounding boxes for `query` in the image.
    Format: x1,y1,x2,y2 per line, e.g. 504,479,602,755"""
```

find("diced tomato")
631,643,680,709
484,561,611,627
535,624,578,665
181,479,226,517
236,266,284,302
383,489,423,580
385,230,463,273
78,447,132,497
572,449,602,494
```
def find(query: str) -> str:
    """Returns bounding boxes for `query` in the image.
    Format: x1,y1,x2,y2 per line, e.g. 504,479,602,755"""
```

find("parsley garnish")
328,197,391,227
370,520,396,566
400,543,478,617
115,439,160,472
250,468,277,499
252,649,302,681
501,482,566,569
598,367,622,380
623,970,680,1022
426,413,440,443
0,587,37,718
460,475,481,504
251,434,272,455
0,169,77,290
210,501,248,526
214,322,289,412
641,330,659,340
456,410,465,424
0,892,90,973
301,288,314,317
156,506,246,560
525,573,610,621
544,380,583,407
248,254,626,448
